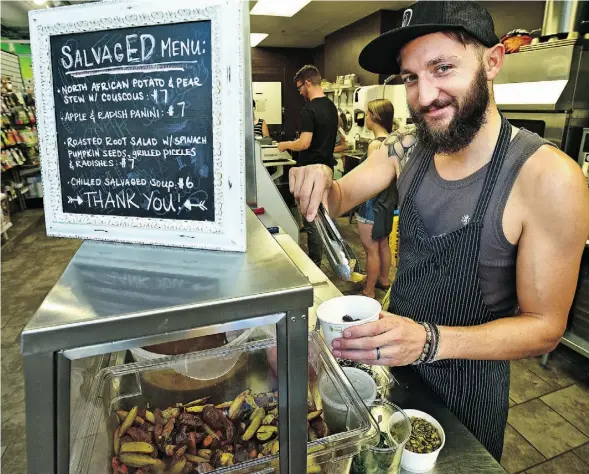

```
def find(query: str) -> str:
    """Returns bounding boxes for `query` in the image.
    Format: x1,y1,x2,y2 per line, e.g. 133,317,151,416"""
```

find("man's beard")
409,65,490,154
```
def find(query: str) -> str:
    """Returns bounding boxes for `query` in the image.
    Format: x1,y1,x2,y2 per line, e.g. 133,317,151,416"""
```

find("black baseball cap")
359,1,499,75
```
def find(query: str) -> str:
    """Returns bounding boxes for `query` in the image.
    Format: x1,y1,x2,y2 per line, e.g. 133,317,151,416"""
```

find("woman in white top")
334,115,347,153
355,99,395,298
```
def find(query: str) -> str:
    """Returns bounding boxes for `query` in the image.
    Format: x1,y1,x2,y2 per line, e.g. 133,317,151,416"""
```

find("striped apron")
389,116,512,461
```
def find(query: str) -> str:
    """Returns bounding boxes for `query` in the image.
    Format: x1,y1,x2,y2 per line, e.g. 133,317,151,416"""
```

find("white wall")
252,82,282,125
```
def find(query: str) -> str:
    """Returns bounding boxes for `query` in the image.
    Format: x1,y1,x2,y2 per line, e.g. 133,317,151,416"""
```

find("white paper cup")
316,295,381,349
319,367,378,433
401,409,446,473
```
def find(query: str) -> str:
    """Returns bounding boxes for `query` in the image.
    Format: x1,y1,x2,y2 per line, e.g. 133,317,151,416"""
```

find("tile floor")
1,211,589,474
2,212,82,473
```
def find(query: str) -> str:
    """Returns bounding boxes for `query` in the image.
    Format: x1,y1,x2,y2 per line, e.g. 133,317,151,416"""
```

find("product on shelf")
26,176,43,199
1,79,41,171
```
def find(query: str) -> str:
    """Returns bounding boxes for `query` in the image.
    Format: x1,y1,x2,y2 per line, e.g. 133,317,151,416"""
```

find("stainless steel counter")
21,209,314,474
391,367,506,474
21,210,312,356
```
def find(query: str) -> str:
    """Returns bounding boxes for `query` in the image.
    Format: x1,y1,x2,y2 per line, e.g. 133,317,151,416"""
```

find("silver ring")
376,347,381,360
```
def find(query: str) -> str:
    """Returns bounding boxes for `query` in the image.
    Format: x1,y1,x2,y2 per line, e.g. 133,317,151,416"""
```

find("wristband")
428,323,441,363
411,322,440,365
411,322,432,365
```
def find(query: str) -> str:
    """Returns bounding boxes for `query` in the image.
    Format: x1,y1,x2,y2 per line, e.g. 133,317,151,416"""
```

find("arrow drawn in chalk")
183,199,207,212
67,196,83,205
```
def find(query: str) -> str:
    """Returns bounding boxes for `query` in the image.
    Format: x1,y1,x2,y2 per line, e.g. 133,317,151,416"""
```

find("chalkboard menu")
30,1,249,251
50,21,214,221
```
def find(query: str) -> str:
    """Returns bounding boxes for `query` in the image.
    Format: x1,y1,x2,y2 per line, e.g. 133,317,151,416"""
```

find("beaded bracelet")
411,322,440,365
411,322,432,365
428,323,441,363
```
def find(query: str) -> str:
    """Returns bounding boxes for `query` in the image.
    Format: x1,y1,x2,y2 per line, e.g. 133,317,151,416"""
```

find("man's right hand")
289,164,333,222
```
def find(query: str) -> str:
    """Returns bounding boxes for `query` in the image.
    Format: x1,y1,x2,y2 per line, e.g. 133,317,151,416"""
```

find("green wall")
1,40,33,83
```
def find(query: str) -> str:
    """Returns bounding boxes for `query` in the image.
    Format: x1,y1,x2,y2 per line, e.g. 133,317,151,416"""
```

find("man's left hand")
331,312,427,366
277,142,289,152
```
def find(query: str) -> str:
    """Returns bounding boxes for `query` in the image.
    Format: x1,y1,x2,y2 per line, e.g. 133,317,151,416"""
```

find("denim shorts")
356,199,375,225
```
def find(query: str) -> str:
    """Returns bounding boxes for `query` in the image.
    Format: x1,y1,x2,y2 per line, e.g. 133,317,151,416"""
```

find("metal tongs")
314,203,360,281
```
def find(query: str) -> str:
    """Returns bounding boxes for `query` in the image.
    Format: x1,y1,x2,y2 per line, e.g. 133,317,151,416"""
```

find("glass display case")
21,210,337,474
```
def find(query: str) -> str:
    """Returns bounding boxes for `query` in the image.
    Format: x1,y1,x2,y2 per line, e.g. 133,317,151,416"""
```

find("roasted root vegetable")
168,457,186,473
197,449,212,460
242,408,265,441
119,442,154,455
185,397,210,407
126,427,152,444
118,453,165,469
111,457,128,473
185,453,210,463
144,410,155,424
307,410,323,422
111,390,330,473
113,426,121,455
118,406,137,437
256,425,278,442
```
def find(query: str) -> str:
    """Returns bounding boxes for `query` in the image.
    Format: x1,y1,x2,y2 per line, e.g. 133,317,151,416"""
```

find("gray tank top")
397,128,551,316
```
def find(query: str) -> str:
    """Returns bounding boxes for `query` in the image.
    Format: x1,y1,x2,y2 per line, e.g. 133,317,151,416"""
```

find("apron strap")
404,146,434,204
472,115,512,224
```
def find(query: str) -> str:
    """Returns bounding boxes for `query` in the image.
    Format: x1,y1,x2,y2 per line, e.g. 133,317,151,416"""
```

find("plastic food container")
337,359,397,399
351,400,411,474
130,328,255,381
319,367,377,433
69,331,379,473
401,409,446,473
317,296,381,348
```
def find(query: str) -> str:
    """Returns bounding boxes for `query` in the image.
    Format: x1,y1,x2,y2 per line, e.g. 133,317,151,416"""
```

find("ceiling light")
250,0,311,17
250,33,269,48
33,0,47,5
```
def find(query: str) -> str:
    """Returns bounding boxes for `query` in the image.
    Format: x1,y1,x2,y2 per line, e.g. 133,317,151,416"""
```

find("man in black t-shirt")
278,65,338,265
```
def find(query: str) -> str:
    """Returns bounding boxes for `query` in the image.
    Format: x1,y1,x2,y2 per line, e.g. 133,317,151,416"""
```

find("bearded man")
289,0,589,460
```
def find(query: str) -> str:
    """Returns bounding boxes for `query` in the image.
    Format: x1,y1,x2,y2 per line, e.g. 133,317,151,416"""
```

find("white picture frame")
29,0,248,252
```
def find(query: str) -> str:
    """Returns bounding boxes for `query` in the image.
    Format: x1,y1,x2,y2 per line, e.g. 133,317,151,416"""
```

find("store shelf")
1,51,24,91
323,85,359,93
20,166,40,177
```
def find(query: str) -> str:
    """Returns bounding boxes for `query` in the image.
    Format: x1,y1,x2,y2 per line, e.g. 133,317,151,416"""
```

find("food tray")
70,332,379,473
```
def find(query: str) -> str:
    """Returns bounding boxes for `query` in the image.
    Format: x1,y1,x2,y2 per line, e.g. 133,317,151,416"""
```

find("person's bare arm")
330,130,416,217
334,133,347,153
436,147,589,360
330,144,397,215
278,132,312,152
289,129,416,222
262,120,270,138
332,146,589,365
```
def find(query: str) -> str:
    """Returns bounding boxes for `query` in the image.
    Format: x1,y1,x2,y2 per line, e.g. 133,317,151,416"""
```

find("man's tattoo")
384,127,417,176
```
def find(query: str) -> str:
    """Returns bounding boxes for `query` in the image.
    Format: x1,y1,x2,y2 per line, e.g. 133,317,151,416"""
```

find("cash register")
256,137,296,181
